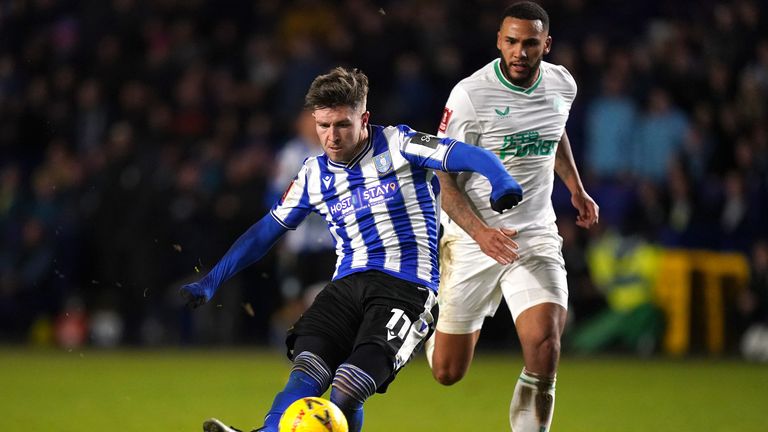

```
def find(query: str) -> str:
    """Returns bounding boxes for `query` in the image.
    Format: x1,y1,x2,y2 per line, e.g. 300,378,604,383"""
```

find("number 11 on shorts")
386,308,411,341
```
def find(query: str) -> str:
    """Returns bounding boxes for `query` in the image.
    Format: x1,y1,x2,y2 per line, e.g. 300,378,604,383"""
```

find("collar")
493,58,543,94
327,124,373,169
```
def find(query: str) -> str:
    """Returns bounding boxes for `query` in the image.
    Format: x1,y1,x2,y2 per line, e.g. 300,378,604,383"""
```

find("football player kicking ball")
427,2,599,431
181,66,523,432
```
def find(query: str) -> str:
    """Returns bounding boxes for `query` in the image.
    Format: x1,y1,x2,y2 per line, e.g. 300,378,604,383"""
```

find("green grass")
2,348,767,431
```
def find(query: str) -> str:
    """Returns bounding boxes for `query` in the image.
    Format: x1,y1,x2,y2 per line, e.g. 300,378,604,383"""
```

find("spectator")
630,87,689,182
585,70,637,179
569,226,664,355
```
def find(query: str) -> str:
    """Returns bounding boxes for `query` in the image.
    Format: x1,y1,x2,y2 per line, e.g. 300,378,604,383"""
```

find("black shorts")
286,270,438,391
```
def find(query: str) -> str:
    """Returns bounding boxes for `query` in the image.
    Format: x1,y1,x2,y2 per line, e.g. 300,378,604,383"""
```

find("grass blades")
2,348,766,431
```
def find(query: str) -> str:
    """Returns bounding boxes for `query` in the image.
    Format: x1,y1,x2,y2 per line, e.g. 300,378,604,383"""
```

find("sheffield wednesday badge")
374,151,393,175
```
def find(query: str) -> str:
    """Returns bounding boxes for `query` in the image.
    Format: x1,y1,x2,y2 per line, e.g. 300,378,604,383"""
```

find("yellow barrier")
654,250,749,355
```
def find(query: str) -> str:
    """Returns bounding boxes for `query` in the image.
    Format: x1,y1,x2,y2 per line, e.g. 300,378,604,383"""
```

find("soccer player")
181,66,523,432
427,2,599,431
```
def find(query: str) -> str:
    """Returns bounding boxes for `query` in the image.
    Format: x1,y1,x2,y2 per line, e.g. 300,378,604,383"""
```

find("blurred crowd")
1,0,766,352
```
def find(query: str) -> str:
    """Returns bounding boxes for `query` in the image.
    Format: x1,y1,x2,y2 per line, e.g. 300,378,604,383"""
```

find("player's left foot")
203,418,246,432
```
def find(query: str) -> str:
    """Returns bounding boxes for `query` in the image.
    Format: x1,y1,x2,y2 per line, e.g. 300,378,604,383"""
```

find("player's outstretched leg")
329,343,395,432
329,363,376,432
259,351,333,431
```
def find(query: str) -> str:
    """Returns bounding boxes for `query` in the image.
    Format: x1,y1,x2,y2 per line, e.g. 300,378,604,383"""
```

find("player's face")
313,105,370,163
496,17,551,87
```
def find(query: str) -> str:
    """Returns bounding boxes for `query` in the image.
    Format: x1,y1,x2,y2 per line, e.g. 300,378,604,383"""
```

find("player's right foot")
202,418,245,432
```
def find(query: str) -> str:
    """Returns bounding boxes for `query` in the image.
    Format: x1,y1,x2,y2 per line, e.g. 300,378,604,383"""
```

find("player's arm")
399,128,522,211
435,171,485,237
433,87,521,264
400,128,523,265
180,214,288,308
441,138,523,211
555,131,599,228
436,170,520,265
181,166,313,307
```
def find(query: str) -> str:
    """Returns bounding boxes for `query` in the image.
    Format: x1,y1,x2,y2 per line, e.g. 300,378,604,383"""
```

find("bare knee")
516,303,567,375
432,361,468,386
525,334,561,375
539,335,561,360
429,330,479,385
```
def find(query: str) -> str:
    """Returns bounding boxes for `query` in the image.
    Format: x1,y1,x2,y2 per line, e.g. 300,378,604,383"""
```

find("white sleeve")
437,84,482,144
557,65,578,105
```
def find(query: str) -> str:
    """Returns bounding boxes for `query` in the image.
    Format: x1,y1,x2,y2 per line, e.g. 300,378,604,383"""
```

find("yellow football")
278,397,348,432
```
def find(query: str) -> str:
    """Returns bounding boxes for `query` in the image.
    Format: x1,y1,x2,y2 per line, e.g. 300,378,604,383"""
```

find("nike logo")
322,175,332,189
495,106,510,116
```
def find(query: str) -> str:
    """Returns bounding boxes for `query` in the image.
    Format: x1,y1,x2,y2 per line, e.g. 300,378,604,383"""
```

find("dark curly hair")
502,1,550,32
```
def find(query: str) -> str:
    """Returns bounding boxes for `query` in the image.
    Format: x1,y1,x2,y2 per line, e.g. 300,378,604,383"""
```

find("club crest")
548,94,569,114
374,151,393,175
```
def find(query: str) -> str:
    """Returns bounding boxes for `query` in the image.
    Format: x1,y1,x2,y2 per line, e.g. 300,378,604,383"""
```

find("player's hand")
490,177,523,213
571,191,599,229
473,226,519,265
179,280,212,309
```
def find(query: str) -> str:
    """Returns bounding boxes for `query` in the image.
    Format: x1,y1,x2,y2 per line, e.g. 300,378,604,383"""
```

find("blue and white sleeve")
397,124,458,171
270,163,313,230
397,124,523,213
398,124,508,181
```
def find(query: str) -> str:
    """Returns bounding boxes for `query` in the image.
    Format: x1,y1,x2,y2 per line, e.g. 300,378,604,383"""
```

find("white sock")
509,368,556,432
424,332,436,369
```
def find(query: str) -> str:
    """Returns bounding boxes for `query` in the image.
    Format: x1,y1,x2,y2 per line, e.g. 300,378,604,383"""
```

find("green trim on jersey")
493,58,542,94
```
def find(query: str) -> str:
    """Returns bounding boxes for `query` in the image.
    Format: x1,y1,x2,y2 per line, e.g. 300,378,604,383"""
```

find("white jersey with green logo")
438,59,576,247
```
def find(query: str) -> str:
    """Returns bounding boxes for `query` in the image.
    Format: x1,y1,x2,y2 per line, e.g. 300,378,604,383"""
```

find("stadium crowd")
1,0,766,352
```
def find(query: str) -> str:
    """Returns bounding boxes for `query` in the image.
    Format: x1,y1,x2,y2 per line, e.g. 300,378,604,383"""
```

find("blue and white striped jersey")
270,124,457,292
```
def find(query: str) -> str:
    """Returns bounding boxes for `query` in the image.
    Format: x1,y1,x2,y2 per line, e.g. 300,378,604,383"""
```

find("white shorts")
436,233,568,334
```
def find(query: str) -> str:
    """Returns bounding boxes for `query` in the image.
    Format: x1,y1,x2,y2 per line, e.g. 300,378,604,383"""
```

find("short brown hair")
304,67,369,112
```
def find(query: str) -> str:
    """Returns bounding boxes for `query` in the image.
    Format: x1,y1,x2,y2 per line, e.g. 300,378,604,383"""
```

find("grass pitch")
2,348,766,431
